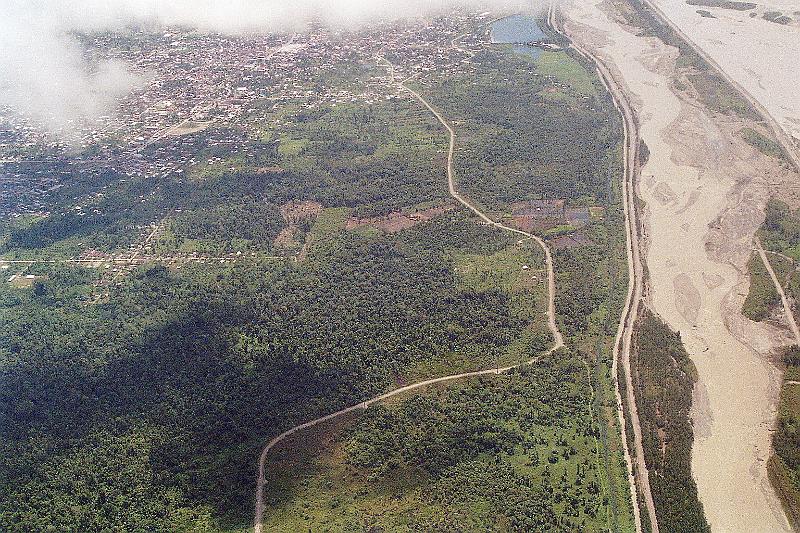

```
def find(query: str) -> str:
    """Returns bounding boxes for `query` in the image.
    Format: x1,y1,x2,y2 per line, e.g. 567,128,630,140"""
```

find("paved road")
551,4,655,532
252,53,566,533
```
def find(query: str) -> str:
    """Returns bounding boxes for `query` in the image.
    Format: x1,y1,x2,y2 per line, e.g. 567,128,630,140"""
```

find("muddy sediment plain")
651,0,800,143
564,0,798,530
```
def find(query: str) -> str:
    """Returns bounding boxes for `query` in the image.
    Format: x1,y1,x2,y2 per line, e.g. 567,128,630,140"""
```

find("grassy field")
743,251,783,321
262,354,616,532
535,51,598,97
302,207,351,259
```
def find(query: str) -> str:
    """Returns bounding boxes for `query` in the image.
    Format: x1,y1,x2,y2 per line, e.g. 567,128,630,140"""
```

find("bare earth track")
252,42,568,533
250,8,657,531
757,238,800,345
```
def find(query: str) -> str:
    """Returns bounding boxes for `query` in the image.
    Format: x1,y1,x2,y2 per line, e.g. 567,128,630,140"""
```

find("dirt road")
564,0,794,530
252,55,566,533
757,238,800,345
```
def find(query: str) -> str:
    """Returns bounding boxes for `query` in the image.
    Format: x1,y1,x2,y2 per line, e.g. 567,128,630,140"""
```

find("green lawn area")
536,51,598,97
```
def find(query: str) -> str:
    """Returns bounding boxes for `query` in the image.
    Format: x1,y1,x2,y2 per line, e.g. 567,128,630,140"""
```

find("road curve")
394,70,565,352
756,238,800,345
550,4,656,533
252,52,566,533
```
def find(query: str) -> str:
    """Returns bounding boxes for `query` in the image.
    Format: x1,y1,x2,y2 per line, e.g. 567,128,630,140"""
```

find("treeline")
742,251,781,321
4,97,446,256
761,199,800,256
744,200,800,526
632,309,710,532
554,243,613,335
422,48,621,210
770,346,800,530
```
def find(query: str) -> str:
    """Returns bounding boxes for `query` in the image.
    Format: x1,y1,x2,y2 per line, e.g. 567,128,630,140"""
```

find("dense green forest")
771,345,800,530
414,44,619,213
0,212,547,530
760,199,800,261
745,199,800,528
632,310,710,532
0,12,644,533
742,251,783,322
256,23,640,532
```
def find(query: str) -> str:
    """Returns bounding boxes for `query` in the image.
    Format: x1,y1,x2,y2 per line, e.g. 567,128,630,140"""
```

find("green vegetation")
1,94,447,259
0,212,549,530
535,51,598,97
263,352,613,532
303,207,351,258
614,0,759,122
257,19,638,533
770,346,800,530
632,310,710,532
748,200,800,526
412,46,619,213
686,72,760,120
761,199,800,260
686,0,756,11
1,14,641,533
745,199,800,323
742,251,782,321
740,127,787,161
763,11,793,24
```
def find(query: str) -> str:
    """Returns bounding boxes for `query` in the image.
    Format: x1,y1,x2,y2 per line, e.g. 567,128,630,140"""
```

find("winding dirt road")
252,51,566,533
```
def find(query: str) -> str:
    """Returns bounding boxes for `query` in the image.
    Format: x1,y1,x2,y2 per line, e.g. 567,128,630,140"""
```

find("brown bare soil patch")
165,120,211,136
345,203,456,233
274,200,323,250
280,200,323,224
550,232,592,250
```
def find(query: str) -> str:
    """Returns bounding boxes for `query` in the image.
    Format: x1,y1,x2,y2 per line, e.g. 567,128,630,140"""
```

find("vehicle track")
550,4,655,533
253,48,565,533
756,238,800,345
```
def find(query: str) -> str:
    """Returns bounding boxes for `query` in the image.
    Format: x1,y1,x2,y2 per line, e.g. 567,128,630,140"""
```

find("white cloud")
0,0,541,137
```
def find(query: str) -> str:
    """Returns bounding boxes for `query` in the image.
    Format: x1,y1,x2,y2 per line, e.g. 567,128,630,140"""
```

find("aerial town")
0,10,493,220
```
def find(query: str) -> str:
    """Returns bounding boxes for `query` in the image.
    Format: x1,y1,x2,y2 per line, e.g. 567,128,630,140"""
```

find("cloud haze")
0,0,538,137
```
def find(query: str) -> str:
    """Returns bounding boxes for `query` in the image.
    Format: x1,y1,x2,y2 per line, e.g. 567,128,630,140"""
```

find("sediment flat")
564,0,793,530
652,0,800,142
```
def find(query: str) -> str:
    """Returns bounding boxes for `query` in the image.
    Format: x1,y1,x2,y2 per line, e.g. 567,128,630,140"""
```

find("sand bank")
564,0,793,530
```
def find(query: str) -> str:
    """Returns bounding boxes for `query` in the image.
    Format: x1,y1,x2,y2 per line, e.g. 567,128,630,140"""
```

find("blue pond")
490,14,547,59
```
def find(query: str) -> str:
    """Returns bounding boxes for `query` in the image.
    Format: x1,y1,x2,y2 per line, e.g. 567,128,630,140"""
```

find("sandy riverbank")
651,0,800,143
564,0,795,530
